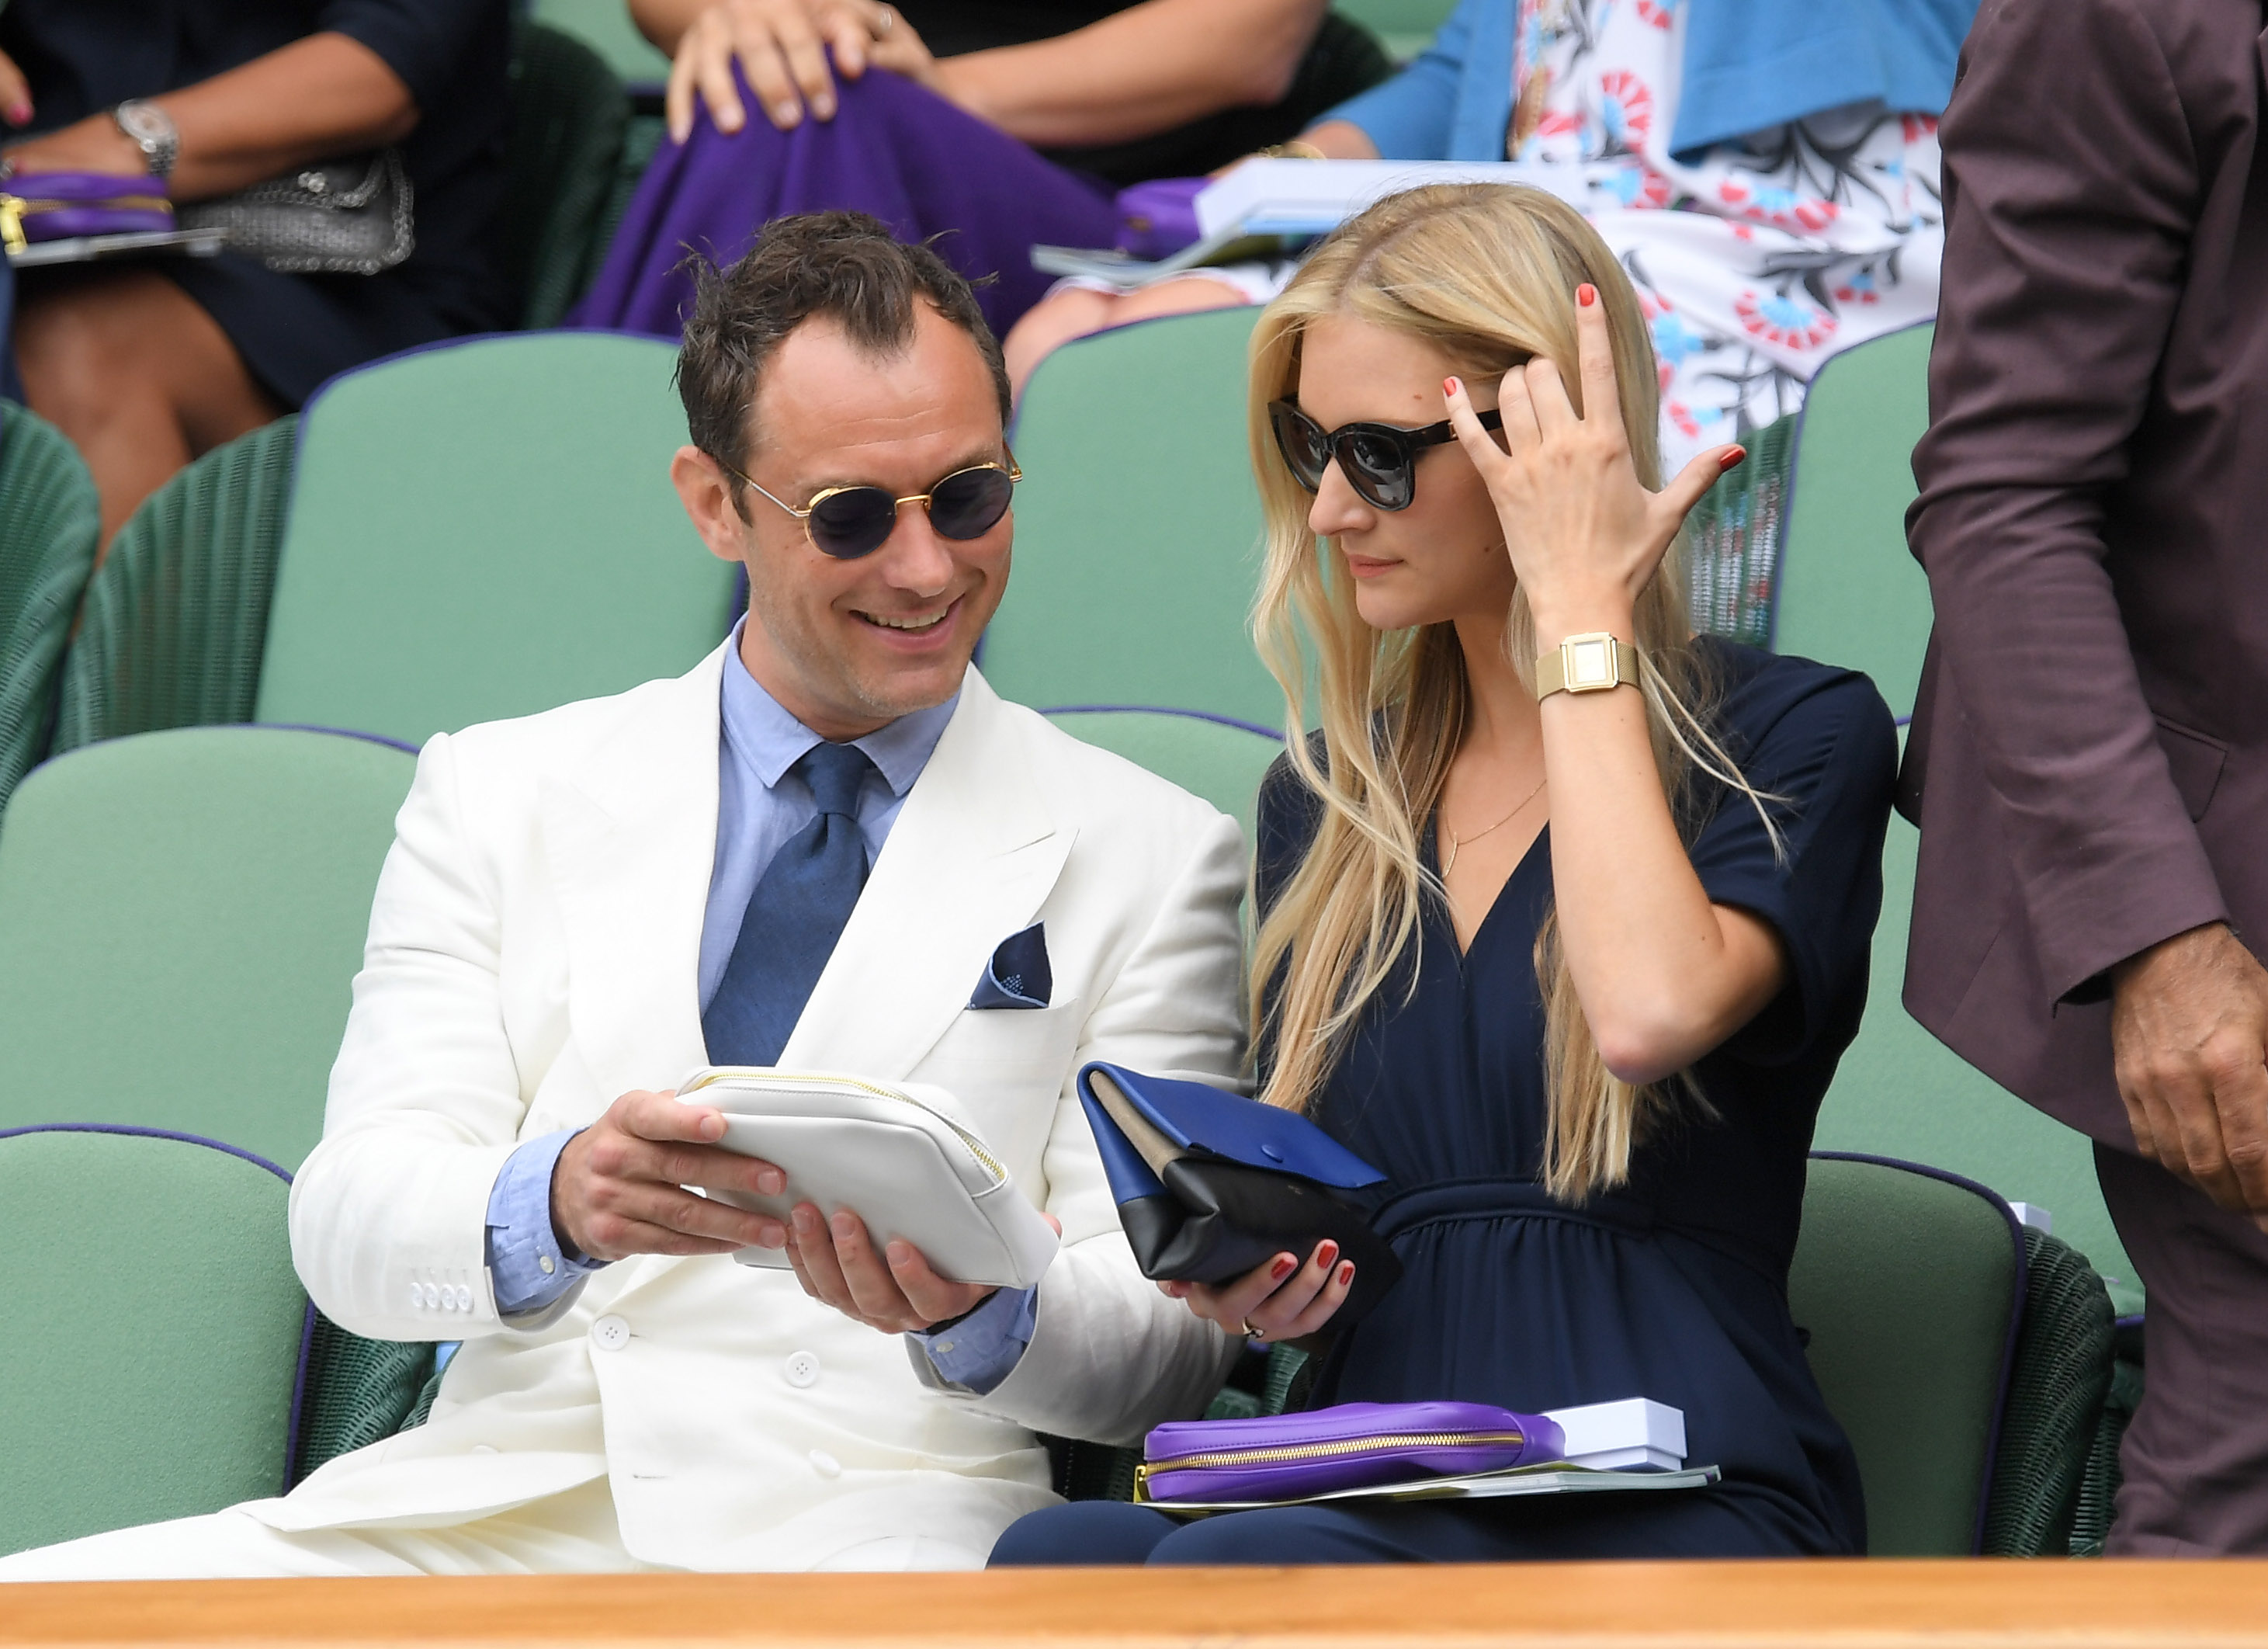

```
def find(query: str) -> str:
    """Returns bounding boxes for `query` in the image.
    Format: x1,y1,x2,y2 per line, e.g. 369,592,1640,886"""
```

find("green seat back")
986,309,1280,729
501,20,631,329
532,0,674,83
254,333,736,747
54,418,300,753
1042,707,1281,842
1812,816,2134,1301
0,1128,307,1555
1789,1154,2021,1554
1771,323,1934,719
0,403,100,810
1984,1227,2116,1557
1330,0,1455,58
0,727,415,1169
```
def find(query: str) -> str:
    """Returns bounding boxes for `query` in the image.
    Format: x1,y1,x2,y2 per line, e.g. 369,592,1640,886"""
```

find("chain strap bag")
177,150,414,275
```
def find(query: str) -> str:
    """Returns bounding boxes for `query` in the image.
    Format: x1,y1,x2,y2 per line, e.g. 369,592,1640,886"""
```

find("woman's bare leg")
1004,275,1254,397
16,269,285,551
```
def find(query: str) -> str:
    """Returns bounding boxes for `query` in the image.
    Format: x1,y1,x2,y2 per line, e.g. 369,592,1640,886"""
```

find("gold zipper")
682,1068,1007,1181
0,193,172,255
1139,1429,1535,1484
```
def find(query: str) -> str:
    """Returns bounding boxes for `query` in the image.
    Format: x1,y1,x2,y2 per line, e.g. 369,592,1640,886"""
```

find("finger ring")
876,4,894,32
1240,1317,1267,1340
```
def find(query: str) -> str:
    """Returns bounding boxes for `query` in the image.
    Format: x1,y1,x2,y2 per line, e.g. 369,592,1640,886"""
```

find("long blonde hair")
1247,183,1754,1201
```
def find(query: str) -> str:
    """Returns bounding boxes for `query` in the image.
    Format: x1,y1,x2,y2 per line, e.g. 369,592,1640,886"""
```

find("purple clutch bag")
1,171,174,252
1113,177,1205,260
1138,1401,1567,1505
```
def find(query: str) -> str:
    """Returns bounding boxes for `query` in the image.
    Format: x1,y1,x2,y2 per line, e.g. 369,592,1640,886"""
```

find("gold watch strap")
1535,634,1641,700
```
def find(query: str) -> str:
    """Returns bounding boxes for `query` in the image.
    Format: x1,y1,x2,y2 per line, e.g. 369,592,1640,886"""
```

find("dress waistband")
1371,1176,1783,1284
1372,1178,1657,1241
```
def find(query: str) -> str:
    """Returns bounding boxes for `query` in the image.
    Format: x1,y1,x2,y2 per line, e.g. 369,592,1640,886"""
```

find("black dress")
992,641,1897,1565
2,0,512,407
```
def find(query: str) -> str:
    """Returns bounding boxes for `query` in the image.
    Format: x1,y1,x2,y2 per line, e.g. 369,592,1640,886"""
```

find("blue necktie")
702,741,876,1068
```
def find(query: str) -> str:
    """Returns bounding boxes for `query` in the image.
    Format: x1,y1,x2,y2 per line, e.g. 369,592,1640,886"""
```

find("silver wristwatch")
113,99,180,179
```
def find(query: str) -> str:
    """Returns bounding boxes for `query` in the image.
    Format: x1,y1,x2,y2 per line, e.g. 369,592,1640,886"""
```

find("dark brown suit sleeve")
1907,0,2228,1004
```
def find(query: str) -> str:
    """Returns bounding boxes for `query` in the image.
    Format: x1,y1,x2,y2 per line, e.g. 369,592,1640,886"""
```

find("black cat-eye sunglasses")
1267,399,1505,512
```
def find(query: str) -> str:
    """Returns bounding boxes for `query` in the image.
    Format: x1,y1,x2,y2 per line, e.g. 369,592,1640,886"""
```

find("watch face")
1565,637,1618,689
118,102,175,144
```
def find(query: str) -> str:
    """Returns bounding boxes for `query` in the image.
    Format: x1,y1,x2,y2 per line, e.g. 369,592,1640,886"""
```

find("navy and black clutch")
1077,1062,1403,1326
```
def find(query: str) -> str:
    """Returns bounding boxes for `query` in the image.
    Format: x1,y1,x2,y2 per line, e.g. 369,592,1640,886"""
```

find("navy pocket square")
969,922,1052,1010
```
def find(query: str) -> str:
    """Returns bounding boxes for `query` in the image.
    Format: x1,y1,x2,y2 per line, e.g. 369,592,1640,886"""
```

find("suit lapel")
780,668,1074,1081
541,644,729,1102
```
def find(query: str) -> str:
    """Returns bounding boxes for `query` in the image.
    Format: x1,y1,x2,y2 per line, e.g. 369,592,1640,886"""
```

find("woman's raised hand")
665,0,937,143
1160,1239,1354,1345
1442,283,1743,638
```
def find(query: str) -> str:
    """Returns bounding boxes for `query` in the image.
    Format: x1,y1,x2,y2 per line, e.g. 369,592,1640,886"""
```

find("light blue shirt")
482,627,1036,1392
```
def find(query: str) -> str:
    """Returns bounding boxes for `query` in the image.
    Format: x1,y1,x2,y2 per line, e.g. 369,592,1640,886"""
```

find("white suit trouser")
0,1477,980,1578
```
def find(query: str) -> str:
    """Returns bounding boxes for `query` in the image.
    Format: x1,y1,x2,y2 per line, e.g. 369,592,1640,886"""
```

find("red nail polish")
1720,446,1747,471
1271,1254,1297,1281
1443,376,1461,397
1337,1262,1356,1285
1316,1240,1340,1269
1577,283,1597,307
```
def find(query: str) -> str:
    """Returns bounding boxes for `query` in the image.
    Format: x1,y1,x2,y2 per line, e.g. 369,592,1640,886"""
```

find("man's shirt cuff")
908,1284,1038,1394
484,1127,609,1317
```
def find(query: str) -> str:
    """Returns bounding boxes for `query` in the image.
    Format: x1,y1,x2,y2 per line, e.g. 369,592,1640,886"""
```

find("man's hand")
551,1088,792,1261
782,1205,1059,1333
2111,922,2268,1231
664,0,935,142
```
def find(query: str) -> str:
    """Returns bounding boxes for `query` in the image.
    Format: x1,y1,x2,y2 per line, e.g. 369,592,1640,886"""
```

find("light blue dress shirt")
482,626,1037,1392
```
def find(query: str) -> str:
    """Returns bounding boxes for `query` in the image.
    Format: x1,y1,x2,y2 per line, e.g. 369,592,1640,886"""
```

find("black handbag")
1077,1062,1404,1325
178,151,413,276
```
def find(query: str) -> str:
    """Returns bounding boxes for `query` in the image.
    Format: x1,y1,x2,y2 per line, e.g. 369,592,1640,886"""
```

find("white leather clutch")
681,1067,1061,1290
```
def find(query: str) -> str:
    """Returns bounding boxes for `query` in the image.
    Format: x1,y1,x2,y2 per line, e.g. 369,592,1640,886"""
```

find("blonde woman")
993,185,1893,1565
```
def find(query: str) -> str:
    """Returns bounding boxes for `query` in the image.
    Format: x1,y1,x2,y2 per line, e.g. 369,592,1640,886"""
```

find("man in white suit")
2,212,1244,1578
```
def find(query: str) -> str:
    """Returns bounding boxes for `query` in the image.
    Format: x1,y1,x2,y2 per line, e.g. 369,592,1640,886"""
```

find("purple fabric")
1141,1401,1566,1503
571,63,1119,341
6,170,173,241
1113,177,1205,259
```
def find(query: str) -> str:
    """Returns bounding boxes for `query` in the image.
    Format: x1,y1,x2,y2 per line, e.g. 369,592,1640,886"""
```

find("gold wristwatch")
1535,633,1640,700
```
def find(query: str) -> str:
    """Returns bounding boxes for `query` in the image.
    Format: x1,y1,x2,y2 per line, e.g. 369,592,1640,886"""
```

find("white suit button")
784,1350,821,1388
472,1444,498,1455
409,1283,424,1311
809,1449,841,1478
455,1285,474,1312
422,1283,441,1309
591,1314,631,1352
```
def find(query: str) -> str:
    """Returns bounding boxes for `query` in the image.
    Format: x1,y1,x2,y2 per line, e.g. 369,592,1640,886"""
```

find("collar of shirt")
719,617,959,800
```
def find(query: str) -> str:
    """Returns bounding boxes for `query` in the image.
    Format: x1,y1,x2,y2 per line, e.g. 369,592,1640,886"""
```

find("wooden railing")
5,1561,2268,1647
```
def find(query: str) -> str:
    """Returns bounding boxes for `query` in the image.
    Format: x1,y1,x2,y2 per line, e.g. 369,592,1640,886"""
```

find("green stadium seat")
1772,321,1934,720
501,19,632,329
1790,1154,2112,1557
1770,325,2133,1300
0,1127,308,1556
0,727,414,1171
532,0,675,85
54,419,299,753
1042,706,1281,842
985,308,1281,730
0,402,100,811
251,332,734,748
1330,0,1455,60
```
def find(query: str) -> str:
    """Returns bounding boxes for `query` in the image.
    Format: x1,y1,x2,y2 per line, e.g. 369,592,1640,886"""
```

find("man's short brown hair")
677,211,1011,515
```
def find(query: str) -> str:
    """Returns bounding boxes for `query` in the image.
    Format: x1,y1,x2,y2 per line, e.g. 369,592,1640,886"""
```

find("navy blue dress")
994,641,1897,1565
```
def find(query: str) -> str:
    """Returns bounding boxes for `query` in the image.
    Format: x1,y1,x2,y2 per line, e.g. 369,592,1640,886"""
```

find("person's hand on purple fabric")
664,0,938,143
2111,922,2268,1232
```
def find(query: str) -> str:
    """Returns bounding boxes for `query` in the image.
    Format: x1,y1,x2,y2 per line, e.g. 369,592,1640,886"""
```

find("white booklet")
1032,159,1592,289
8,227,226,269
1152,1464,1722,1515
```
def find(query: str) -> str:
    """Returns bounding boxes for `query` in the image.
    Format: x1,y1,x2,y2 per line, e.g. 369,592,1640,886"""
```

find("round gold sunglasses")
716,453,1022,559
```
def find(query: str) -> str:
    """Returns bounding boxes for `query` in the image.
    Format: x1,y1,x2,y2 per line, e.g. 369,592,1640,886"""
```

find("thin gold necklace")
1443,772,1547,873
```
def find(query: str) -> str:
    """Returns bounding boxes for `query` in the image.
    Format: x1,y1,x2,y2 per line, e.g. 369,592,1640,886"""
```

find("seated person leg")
14,267,282,550
1003,274,1255,397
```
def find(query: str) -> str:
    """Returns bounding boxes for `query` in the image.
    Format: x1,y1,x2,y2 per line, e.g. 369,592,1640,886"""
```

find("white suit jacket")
279,644,1245,1570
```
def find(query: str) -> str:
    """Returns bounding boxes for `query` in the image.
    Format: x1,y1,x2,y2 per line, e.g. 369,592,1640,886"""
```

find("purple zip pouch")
3,172,175,241
1114,177,1205,259
1139,1400,1567,1504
